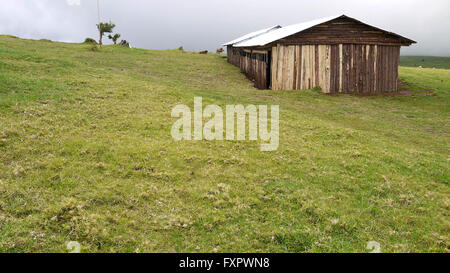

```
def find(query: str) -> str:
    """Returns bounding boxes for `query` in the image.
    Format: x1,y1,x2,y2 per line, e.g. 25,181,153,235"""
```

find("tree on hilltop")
108,33,121,45
97,21,115,46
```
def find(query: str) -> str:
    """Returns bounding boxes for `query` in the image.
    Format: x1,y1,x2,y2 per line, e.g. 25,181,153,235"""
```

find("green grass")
0,35,449,253
400,56,450,69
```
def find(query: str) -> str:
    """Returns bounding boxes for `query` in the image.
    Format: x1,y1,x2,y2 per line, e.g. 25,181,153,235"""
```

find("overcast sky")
0,0,449,56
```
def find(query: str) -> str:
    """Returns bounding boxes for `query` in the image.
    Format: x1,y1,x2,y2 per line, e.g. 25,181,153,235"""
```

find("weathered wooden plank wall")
272,45,331,91
227,48,269,89
271,44,400,93
277,17,412,46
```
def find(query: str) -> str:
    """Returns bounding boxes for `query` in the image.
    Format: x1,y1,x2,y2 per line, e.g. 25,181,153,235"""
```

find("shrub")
312,86,322,92
84,38,98,44
90,44,100,52
108,33,121,44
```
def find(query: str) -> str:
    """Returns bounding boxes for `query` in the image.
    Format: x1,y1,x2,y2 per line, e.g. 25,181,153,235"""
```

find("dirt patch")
355,90,436,97
352,79,436,97
398,80,409,89
383,91,413,97
396,79,436,96
352,91,410,97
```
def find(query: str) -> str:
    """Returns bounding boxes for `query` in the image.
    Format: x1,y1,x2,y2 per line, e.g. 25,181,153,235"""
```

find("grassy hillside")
0,36,449,253
400,56,450,69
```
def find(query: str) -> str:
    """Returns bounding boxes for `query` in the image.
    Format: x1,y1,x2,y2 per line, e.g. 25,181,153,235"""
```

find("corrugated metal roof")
227,14,416,48
234,15,342,47
223,25,281,46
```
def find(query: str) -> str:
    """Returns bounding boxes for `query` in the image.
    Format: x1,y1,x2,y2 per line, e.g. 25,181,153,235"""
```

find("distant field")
0,36,449,253
400,56,450,69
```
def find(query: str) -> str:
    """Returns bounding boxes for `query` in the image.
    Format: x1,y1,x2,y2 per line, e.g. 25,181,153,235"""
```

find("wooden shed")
224,15,416,93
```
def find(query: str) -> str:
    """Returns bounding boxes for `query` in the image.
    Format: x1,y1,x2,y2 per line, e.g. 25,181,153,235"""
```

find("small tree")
96,21,115,46
108,33,121,45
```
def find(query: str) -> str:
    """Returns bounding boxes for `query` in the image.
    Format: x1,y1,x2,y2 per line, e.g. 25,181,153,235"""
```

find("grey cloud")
0,0,449,56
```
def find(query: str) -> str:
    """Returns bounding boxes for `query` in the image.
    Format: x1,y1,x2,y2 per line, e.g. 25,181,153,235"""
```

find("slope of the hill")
0,36,449,253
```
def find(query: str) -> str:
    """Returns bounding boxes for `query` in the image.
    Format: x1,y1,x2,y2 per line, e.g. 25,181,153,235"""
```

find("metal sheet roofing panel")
234,15,342,47
223,25,282,46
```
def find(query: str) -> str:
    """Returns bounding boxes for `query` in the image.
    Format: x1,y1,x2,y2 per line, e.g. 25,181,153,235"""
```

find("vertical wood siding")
270,44,400,93
227,47,269,89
